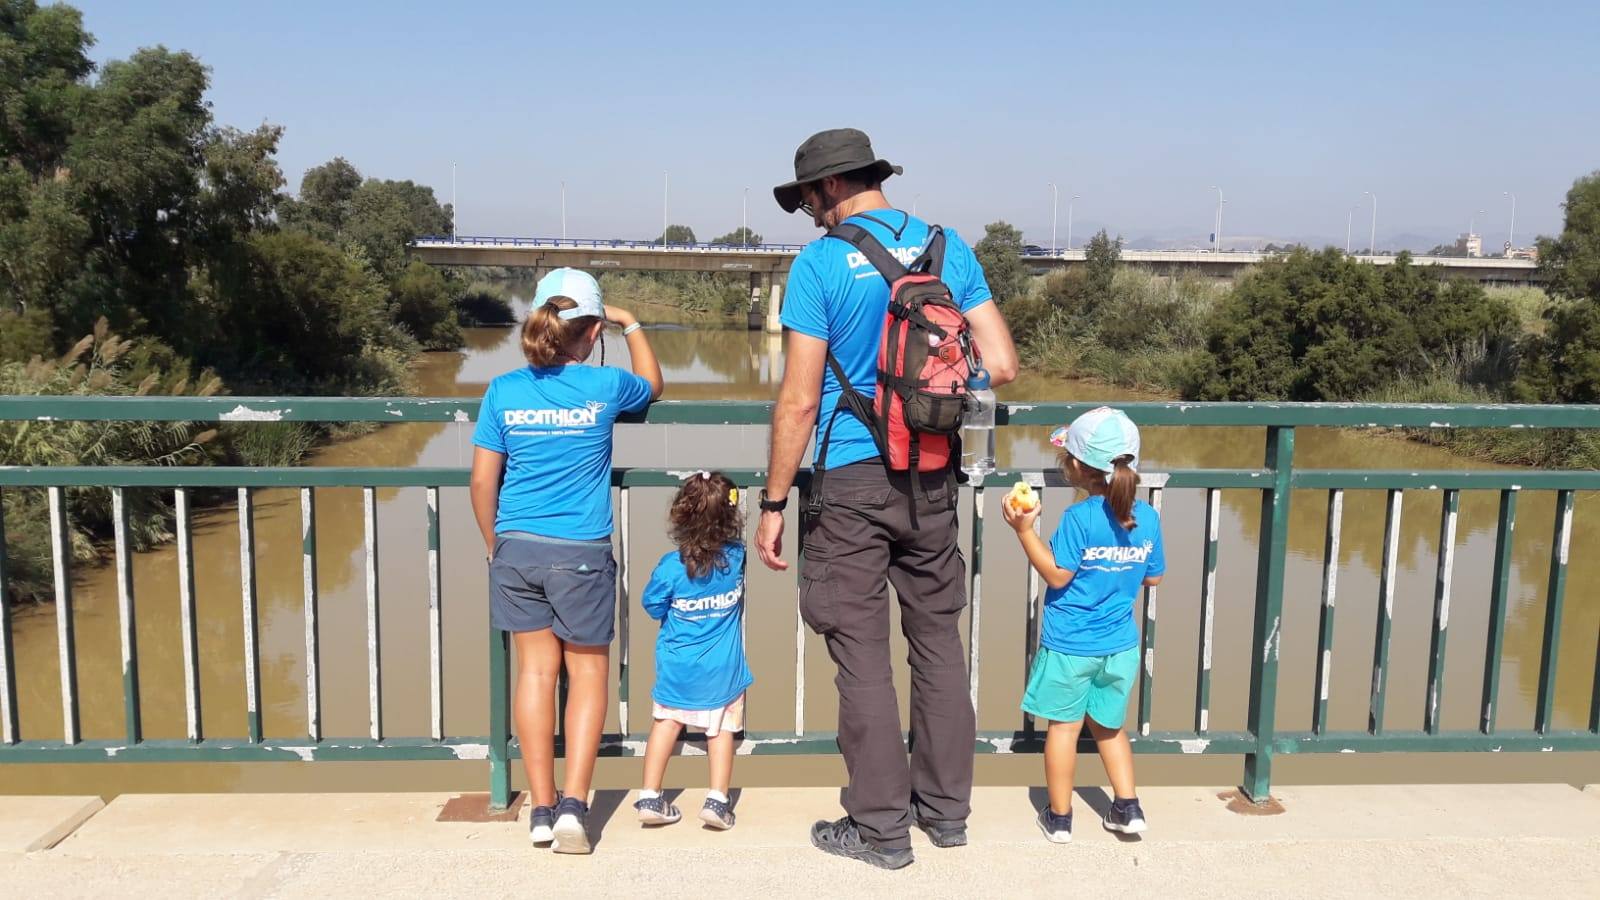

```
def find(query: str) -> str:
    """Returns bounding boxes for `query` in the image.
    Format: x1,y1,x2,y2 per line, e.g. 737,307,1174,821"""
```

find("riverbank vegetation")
980,170,1600,468
598,272,752,319
0,2,487,604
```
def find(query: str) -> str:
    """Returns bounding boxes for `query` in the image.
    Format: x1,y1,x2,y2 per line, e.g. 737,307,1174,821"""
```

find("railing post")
488,627,512,810
968,480,985,713
1243,426,1294,802
0,488,17,745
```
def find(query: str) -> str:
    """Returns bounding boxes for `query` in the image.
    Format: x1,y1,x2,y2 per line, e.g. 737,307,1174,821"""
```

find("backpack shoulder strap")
910,226,948,277
825,222,910,283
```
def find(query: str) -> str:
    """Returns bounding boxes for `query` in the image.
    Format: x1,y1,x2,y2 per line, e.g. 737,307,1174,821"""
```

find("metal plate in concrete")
0,796,105,852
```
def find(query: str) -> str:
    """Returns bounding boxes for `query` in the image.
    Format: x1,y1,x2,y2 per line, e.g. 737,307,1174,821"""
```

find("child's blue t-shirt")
1041,496,1166,657
641,544,753,711
471,365,653,541
780,210,994,469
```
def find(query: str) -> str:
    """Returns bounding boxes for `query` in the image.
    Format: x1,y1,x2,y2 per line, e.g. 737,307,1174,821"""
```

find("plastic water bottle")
960,368,996,479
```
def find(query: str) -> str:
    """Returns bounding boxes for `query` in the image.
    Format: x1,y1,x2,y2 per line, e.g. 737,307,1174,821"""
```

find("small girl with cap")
469,268,663,854
633,470,752,831
1000,407,1165,844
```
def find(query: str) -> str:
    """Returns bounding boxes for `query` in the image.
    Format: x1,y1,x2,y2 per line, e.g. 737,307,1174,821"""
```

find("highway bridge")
410,235,1542,331
411,234,1539,282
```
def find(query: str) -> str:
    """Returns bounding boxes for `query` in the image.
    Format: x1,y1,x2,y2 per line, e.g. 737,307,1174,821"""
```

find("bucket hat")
773,128,902,213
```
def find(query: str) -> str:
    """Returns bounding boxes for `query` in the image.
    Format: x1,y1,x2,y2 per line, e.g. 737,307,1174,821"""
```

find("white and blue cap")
1050,407,1140,479
532,267,605,320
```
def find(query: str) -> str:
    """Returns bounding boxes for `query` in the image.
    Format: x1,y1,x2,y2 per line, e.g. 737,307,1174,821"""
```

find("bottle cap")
967,367,991,390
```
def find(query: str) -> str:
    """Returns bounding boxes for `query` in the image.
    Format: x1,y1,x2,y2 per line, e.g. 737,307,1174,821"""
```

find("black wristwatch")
758,489,788,513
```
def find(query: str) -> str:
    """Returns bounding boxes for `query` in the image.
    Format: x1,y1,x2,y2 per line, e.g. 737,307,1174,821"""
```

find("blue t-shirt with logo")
641,543,753,711
780,211,994,469
1041,496,1167,657
472,365,653,540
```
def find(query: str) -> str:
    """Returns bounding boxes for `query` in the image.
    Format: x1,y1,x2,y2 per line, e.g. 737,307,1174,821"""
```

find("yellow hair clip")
728,488,739,507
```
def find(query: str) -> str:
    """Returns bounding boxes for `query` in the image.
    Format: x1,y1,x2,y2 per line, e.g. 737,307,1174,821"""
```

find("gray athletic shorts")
488,532,616,645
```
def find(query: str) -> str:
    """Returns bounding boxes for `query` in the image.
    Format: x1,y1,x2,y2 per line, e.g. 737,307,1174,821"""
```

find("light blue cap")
532,268,604,320
1050,406,1140,477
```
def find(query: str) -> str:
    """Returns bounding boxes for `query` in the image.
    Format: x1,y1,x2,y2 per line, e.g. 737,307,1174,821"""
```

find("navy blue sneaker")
810,816,914,869
1103,797,1147,835
551,796,592,854
1037,806,1073,844
527,801,556,846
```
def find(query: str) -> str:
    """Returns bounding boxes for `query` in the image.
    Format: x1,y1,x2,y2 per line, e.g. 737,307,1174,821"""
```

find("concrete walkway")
4,784,1599,898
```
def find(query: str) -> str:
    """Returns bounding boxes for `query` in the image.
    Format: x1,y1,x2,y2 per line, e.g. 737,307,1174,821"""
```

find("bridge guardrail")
0,398,1595,808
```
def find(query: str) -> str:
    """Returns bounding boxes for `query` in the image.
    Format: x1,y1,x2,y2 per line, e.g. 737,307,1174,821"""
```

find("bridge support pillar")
765,280,783,334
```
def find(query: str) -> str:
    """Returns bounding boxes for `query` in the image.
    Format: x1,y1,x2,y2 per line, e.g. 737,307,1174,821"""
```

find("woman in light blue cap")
1000,406,1166,844
468,268,662,853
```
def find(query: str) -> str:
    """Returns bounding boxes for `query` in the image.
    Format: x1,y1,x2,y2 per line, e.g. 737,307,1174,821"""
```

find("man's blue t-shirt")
641,543,753,711
472,365,653,541
780,210,994,469
1041,496,1167,657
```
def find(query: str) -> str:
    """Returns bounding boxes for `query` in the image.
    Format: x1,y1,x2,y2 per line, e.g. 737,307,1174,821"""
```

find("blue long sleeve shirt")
641,543,753,711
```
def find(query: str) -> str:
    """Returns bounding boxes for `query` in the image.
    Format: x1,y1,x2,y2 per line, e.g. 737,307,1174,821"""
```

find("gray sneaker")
810,816,914,870
916,817,967,848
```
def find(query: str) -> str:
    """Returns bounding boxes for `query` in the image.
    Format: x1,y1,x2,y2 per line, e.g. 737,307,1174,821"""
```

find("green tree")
1187,248,1517,401
1518,172,1600,403
973,220,1029,305
1084,229,1121,302
391,259,463,350
210,230,407,393
711,226,762,246
0,0,94,176
656,224,696,244
279,156,360,239
343,177,453,281
1537,171,1600,303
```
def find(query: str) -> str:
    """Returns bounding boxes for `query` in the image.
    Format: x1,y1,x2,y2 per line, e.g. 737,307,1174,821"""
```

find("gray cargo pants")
799,460,975,850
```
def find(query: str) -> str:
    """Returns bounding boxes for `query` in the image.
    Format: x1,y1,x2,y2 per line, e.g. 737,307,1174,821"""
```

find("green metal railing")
1,397,1597,809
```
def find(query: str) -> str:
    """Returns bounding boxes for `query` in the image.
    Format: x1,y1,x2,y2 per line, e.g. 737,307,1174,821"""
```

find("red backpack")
812,221,980,507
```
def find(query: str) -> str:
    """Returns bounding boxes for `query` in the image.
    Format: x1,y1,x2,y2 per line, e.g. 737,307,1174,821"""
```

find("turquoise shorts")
1020,645,1139,729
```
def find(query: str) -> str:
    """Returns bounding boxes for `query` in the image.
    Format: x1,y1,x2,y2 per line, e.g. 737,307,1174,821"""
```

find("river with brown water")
3,290,1596,797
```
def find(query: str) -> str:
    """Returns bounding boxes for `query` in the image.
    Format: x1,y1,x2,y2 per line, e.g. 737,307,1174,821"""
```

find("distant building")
1508,245,1539,261
1458,232,1483,258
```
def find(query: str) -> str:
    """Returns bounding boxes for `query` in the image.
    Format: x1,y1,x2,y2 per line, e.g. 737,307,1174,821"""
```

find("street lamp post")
451,162,457,241
1048,182,1059,254
1211,186,1224,252
663,171,669,244
561,180,567,240
742,187,748,247
1068,194,1080,251
1347,203,1359,255
1504,191,1517,253
1364,191,1378,255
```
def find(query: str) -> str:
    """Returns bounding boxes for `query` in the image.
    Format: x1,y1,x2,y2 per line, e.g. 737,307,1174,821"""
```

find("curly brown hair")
669,471,744,580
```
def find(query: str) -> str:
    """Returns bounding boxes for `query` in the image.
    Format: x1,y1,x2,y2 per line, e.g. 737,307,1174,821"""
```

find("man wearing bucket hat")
756,128,1018,868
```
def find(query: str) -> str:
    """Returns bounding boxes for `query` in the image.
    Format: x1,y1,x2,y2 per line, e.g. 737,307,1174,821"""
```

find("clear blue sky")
72,0,1599,249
